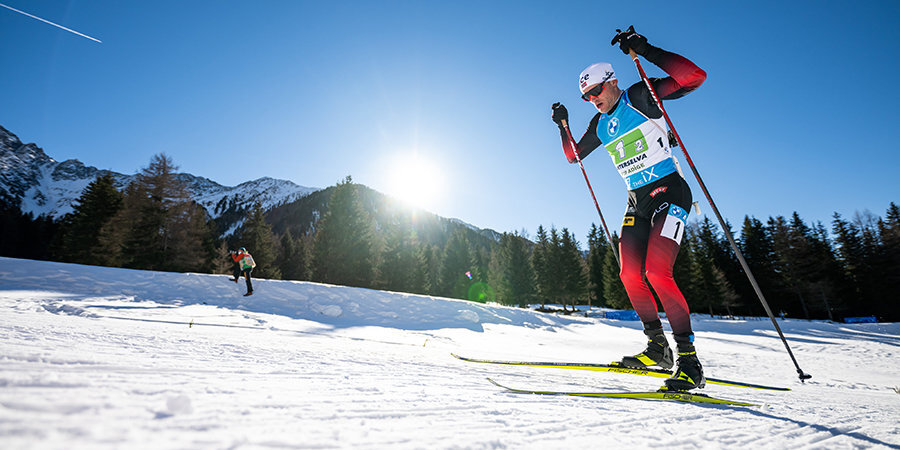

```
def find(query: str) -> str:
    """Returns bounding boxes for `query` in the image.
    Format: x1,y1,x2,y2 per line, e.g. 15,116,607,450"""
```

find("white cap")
579,62,616,93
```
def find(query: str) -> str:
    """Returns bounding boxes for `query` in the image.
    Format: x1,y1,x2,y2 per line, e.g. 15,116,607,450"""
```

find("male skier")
551,27,707,390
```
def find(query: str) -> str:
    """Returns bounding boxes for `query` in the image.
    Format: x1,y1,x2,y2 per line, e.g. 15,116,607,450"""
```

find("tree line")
501,208,900,322
1,153,898,322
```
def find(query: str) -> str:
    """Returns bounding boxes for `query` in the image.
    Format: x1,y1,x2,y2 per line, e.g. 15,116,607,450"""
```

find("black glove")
551,102,568,127
611,26,649,56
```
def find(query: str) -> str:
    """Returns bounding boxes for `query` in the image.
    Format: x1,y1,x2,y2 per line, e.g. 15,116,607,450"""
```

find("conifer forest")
2,153,898,322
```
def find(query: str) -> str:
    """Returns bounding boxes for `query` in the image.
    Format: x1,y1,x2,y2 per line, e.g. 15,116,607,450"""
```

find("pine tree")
421,244,441,296
717,220,744,299
559,228,588,311
786,213,844,319
768,212,838,319
831,205,900,321
878,203,900,320
96,154,213,273
380,222,426,294
686,222,718,315
440,229,473,300
468,238,492,297
312,176,376,288
214,241,234,275
765,215,796,317
277,230,311,281
833,212,878,318
602,233,629,309
712,266,740,316
857,211,887,315
546,227,566,307
58,173,123,264
532,225,552,308
687,216,754,317
738,216,780,316
788,213,817,318
409,245,429,295
100,157,173,270
122,178,169,270
0,202,59,261
491,232,536,306
672,221,698,312
810,221,843,320
531,226,571,309
239,202,281,279
586,224,609,308
167,198,215,273
96,182,141,268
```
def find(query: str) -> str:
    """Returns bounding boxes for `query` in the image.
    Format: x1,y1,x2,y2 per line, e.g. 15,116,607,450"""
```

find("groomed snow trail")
0,257,898,449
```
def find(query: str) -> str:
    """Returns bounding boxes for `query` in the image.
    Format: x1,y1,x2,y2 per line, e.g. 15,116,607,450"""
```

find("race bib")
660,204,688,244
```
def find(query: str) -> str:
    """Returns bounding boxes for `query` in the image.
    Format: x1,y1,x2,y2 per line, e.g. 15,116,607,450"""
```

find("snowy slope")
0,257,898,449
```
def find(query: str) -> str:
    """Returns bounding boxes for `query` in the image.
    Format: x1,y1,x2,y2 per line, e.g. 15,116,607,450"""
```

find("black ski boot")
664,333,706,391
619,321,674,370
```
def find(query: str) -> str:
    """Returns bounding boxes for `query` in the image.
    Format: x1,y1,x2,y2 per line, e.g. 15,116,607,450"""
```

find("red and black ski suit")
564,45,706,336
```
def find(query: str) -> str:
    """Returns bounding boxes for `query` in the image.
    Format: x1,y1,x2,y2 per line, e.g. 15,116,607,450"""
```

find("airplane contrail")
0,2,101,43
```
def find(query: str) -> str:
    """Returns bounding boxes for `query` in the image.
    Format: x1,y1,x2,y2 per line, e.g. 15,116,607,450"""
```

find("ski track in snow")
0,257,898,449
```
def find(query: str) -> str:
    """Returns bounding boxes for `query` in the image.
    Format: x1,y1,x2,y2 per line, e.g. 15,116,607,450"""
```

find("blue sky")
2,0,899,243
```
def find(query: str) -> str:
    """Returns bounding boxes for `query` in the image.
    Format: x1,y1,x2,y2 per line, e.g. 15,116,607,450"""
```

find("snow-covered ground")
1,257,898,449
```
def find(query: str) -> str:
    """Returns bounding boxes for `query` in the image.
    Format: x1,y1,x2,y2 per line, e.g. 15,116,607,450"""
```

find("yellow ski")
487,378,760,407
453,353,790,391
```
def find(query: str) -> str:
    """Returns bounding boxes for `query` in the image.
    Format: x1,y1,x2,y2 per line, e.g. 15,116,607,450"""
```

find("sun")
386,154,443,209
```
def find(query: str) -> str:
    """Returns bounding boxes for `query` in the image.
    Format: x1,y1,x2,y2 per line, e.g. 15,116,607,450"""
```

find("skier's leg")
618,215,658,323
641,216,705,388
644,218,692,336
643,176,693,337
619,318,674,369
244,269,253,293
640,182,705,389
618,215,674,369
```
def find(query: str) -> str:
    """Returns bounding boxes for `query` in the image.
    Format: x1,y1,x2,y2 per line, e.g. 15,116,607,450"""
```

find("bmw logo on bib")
608,118,619,136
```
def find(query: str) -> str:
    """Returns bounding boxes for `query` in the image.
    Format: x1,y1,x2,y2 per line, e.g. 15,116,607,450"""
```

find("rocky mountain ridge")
0,125,318,235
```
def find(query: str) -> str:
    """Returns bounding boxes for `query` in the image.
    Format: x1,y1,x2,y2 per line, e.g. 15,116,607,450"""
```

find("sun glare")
386,155,443,209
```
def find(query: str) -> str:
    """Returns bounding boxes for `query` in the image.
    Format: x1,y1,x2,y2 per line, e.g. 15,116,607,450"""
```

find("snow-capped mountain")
0,125,319,229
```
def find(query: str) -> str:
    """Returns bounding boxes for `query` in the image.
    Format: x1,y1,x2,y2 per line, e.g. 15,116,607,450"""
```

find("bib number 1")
660,204,688,244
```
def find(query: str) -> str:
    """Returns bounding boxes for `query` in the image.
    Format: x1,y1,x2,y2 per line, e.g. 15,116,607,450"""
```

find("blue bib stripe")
597,91,677,190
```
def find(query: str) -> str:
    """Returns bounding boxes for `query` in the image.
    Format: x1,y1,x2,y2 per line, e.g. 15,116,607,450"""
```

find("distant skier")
231,247,256,296
550,27,707,391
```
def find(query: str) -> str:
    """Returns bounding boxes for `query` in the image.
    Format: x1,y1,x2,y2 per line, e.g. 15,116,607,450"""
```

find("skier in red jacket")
231,247,256,296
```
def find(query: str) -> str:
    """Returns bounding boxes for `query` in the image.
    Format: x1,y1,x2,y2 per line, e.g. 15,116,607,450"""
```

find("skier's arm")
574,114,602,160
558,125,579,163
613,27,706,114
641,44,707,100
552,103,602,163
559,122,603,163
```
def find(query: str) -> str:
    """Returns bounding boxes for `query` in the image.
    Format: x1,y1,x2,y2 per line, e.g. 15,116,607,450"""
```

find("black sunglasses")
581,82,606,101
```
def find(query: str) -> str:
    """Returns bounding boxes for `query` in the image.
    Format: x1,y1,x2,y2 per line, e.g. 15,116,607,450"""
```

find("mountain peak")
0,126,54,163
0,124,320,233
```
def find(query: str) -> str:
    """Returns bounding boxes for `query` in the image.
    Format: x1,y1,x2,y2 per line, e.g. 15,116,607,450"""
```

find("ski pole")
561,119,621,267
627,48,812,383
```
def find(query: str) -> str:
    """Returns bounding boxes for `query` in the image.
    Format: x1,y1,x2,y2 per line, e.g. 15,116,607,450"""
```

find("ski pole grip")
560,119,568,129
628,48,638,60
